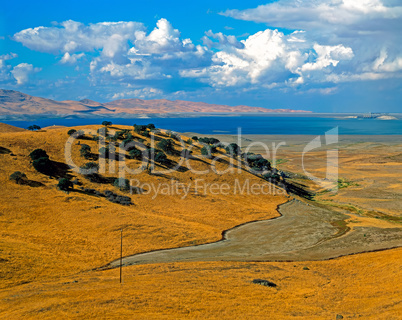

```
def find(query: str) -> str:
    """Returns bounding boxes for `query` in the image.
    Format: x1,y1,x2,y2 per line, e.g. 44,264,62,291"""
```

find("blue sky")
1,0,401,112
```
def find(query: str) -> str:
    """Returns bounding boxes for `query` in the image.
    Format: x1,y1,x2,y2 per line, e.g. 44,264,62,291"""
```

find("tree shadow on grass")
15,179,45,187
83,152,99,161
152,159,189,173
51,161,75,179
0,147,12,154
83,173,116,185
34,160,74,179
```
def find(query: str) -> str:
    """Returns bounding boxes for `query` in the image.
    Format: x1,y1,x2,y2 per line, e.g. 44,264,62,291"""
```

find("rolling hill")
0,124,400,319
0,89,310,116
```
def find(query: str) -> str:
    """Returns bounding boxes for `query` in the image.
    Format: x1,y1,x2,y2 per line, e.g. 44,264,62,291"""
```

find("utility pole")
120,228,123,284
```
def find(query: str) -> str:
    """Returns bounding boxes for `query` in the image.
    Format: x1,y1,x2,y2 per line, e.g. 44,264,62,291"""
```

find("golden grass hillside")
0,125,286,287
0,125,401,319
0,122,26,133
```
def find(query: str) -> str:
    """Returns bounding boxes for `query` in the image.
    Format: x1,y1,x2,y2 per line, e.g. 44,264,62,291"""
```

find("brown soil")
105,199,401,268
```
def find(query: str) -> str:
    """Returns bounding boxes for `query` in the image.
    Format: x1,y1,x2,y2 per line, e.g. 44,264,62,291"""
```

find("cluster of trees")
263,171,281,182
27,125,41,131
243,153,272,172
102,121,112,127
198,137,220,145
133,124,155,136
111,129,132,141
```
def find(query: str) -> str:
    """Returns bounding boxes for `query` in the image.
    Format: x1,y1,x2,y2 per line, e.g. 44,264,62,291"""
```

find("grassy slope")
0,125,401,319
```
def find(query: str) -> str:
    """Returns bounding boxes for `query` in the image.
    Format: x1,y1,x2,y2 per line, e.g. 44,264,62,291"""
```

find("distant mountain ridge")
0,89,311,116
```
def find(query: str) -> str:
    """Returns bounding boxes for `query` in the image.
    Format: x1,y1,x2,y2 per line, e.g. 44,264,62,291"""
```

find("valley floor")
0,126,401,319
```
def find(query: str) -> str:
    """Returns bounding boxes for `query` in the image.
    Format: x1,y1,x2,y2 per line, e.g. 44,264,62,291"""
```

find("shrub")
32,157,52,173
129,148,142,160
113,131,125,140
58,178,73,191
142,130,151,138
169,132,181,141
114,178,130,191
67,129,77,136
157,139,175,154
146,123,156,130
121,138,135,149
154,151,168,164
80,162,99,174
133,124,147,133
192,136,198,141
254,158,271,171
263,172,280,182
9,171,27,184
225,143,241,156
29,149,49,161
201,145,217,157
252,279,277,288
201,147,209,156
80,144,91,156
244,154,272,171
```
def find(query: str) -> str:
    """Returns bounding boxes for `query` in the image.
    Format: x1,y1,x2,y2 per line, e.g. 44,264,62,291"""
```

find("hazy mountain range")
0,89,311,116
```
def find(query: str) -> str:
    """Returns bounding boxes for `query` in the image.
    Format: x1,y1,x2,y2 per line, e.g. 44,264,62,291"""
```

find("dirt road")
104,200,402,268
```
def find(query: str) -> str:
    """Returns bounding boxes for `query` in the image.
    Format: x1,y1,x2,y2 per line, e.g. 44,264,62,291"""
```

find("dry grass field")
0,124,401,319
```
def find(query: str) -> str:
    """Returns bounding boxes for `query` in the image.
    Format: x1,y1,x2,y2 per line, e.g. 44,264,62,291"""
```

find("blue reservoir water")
3,115,402,135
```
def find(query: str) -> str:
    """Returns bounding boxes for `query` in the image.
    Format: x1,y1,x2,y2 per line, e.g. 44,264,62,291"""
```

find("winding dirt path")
103,200,402,269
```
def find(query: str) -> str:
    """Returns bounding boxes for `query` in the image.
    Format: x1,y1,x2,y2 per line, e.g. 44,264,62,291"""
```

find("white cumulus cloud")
181,28,354,88
13,20,145,57
111,87,163,100
60,52,85,64
220,0,402,87
11,63,41,85
10,13,402,95
222,0,402,30
0,53,17,82
202,30,245,49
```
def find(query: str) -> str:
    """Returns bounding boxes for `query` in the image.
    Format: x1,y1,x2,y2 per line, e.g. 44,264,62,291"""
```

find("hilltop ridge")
0,89,311,116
